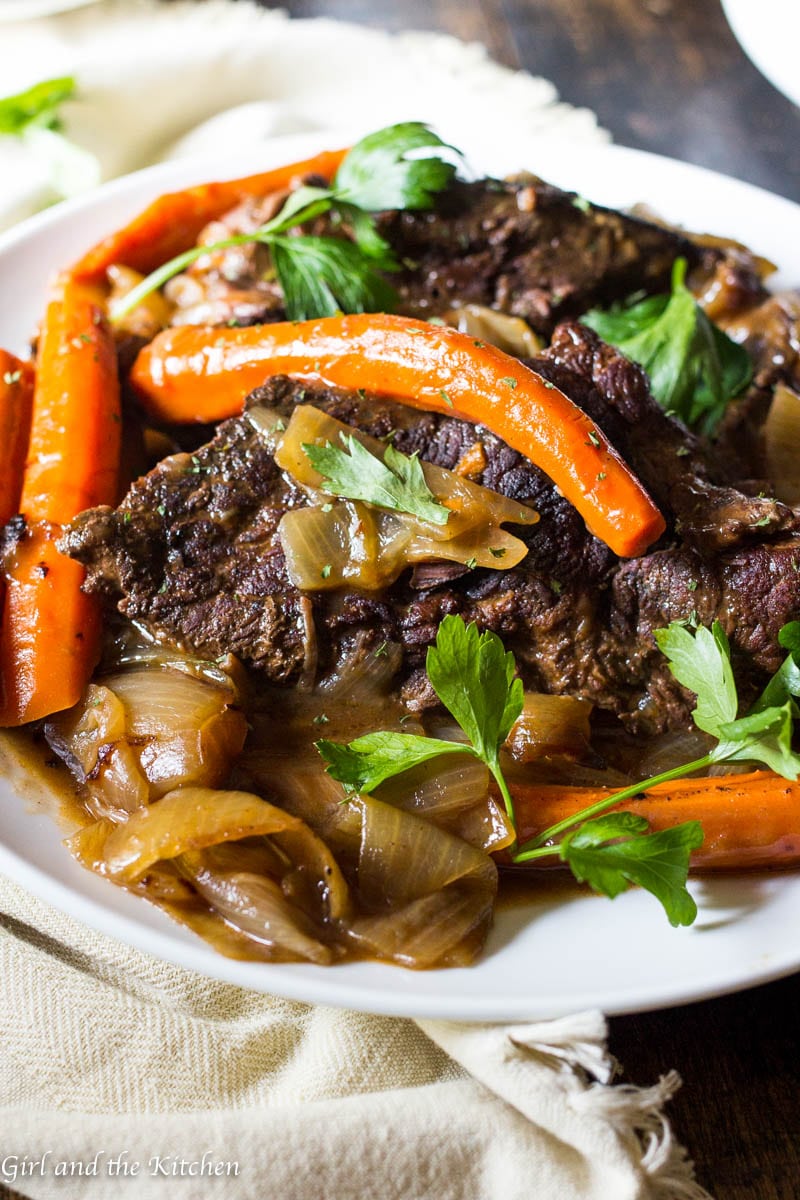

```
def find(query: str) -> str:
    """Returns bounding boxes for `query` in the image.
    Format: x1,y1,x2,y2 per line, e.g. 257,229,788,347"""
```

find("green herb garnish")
0,76,75,136
0,75,98,206
303,434,450,526
582,258,752,435
317,614,800,927
113,122,459,323
317,615,522,825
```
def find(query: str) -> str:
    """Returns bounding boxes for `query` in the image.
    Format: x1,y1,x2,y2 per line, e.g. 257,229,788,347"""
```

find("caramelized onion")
275,405,537,590
440,304,543,357
107,264,172,340
178,859,335,965
375,756,514,852
46,667,248,819
273,405,539,539
105,669,248,797
765,384,800,506
505,693,594,764
343,794,497,968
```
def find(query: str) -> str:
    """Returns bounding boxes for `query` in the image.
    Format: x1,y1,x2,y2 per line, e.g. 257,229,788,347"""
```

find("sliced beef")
380,177,716,334
66,418,310,681
64,323,800,735
164,175,720,336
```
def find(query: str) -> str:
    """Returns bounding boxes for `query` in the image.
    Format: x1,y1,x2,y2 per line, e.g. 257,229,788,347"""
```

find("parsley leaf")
303,434,450,525
112,122,459,324
653,620,737,735
0,76,75,136
582,258,752,435
317,615,523,825
316,730,470,794
334,122,458,212
560,813,703,927
425,614,523,767
655,618,800,779
270,236,397,321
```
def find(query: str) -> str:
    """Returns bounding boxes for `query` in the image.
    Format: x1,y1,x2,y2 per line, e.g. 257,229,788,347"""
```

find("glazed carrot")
19,276,120,522
130,314,666,558
0,275,121,726
0,526,101,727
0,350,34,527
71,148,347,284
507,771,800,871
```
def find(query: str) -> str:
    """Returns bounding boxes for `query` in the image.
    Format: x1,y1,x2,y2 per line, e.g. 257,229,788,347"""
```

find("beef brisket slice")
165,175,721,337
64,419,309,680
381,178,715,334
64,327,800,733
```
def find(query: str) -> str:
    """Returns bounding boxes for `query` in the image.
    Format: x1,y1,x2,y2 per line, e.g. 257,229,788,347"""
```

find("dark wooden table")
256,1,799,1196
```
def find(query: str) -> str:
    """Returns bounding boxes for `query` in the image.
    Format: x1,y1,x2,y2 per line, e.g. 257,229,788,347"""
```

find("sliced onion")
342,794,496,968
505,693,594,764
107,263,172,339
273,404,539,540
45,684,127,780
278,500,390,591
102,668,248,798
440,304,543,358
86,742,151,823
178,856,335,965
765,384,800,506
347,887,493,969
375,756,514,853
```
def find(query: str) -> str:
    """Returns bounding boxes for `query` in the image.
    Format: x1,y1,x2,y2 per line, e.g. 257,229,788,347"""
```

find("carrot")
129,314,666,558
0,350,35,627
507,771,800,871
0,275,121,726
71,148,347,284
0,350,34,528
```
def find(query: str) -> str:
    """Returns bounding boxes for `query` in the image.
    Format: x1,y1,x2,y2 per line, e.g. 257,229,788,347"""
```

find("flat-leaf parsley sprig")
113,122,461,323
514,619,800,847
317,615,522,826
582,258,752,435
317,614,800,927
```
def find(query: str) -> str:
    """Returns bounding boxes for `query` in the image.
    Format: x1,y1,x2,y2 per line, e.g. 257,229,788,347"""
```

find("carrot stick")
0,525,102,727
71,148,347,284
0,350,34,528
130,314,666,558
0,275,121,726
20,275,120,522
507,771,800,871
0,350,35,628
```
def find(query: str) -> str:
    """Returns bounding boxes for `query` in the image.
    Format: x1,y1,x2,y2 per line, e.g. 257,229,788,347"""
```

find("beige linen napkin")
0,875,711,1200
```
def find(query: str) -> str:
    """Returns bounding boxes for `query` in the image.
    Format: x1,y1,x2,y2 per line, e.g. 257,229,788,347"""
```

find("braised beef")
63,323,800,735
166,175,725,336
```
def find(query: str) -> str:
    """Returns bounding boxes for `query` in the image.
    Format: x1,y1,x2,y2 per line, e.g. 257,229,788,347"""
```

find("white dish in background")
722,0,800,110
0,132,799,1020
0,0,103,20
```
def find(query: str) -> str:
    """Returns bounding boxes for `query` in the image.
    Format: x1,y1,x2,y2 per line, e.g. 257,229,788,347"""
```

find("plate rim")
1,132,799,1020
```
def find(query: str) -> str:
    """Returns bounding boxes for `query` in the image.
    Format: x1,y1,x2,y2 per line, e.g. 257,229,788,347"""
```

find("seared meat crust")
64,324,800,734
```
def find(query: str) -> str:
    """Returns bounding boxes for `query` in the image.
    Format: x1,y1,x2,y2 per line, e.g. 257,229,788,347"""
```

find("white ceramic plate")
1,133,799,1020
722,0,800,110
